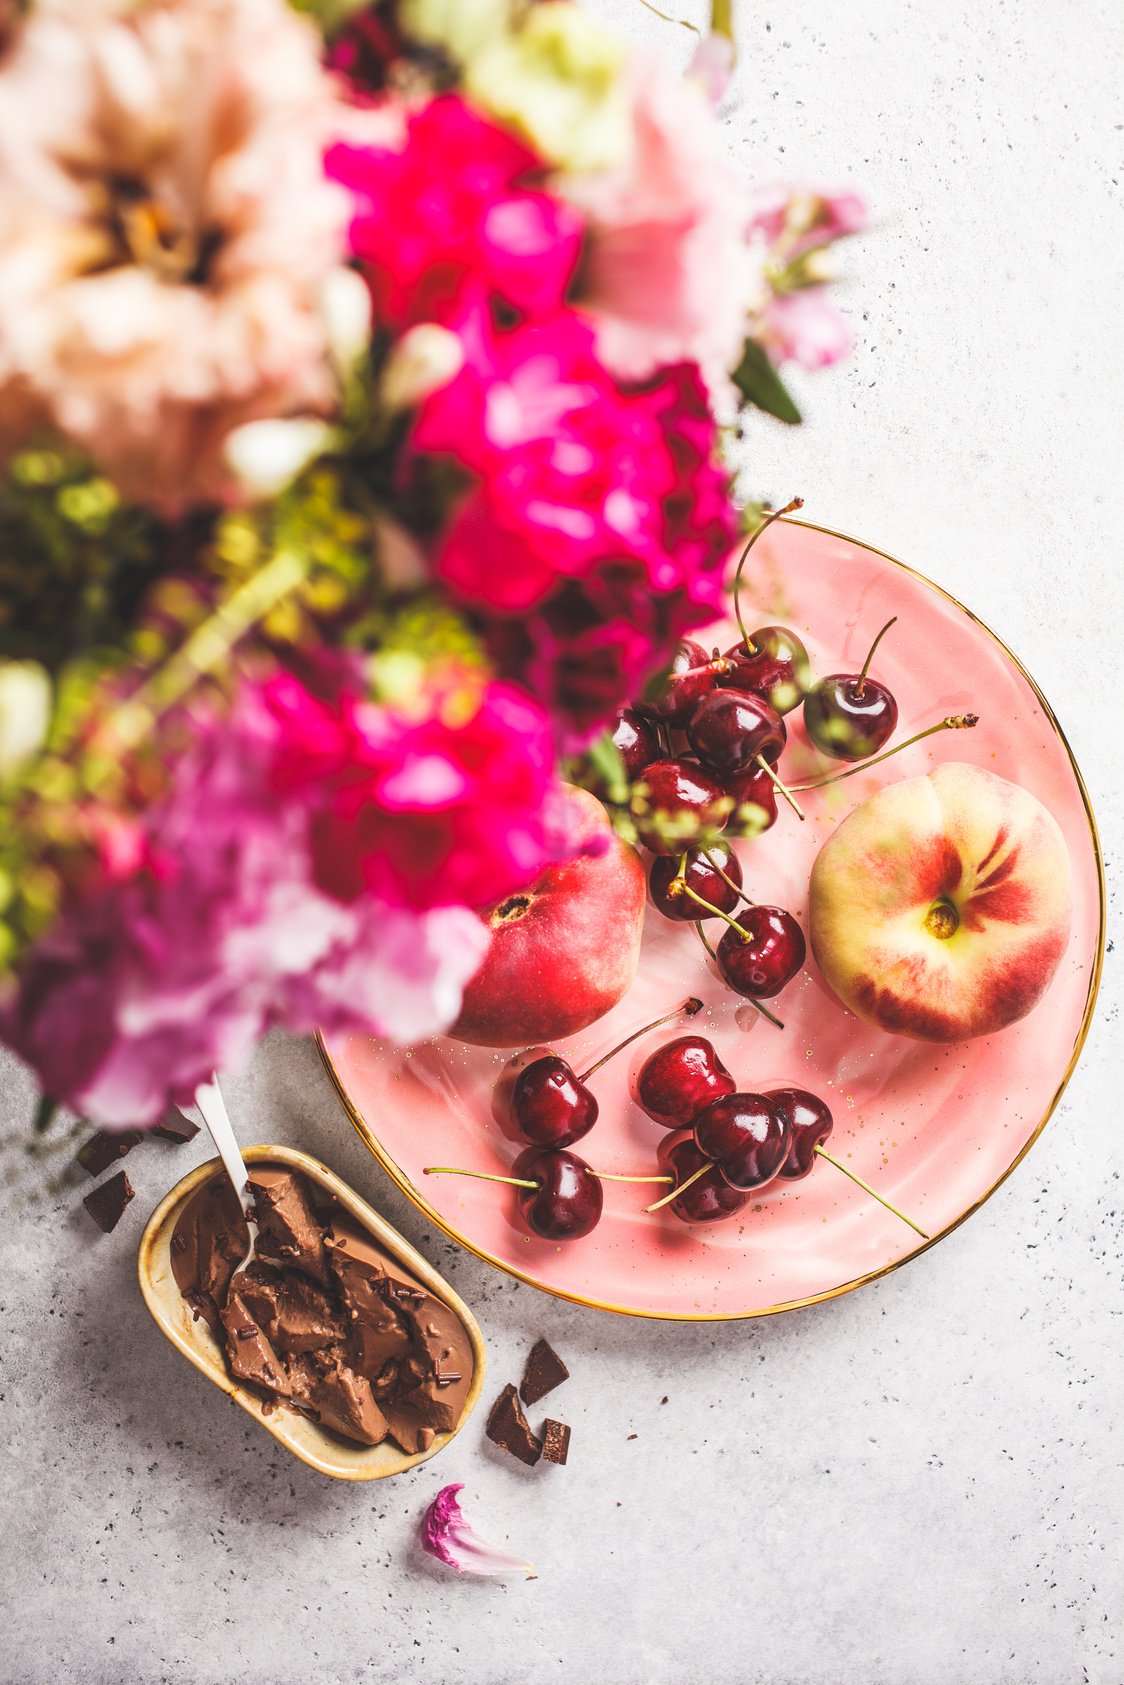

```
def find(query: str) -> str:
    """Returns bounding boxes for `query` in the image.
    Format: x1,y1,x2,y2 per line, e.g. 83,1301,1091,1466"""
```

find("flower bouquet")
0,0,864,1132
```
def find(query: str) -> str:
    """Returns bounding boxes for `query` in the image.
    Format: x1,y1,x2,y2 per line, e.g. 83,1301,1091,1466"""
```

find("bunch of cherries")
425,1001,925,1243
605,500,976,1025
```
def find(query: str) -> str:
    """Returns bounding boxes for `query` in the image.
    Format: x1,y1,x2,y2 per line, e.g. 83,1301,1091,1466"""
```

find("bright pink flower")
327,96,583,331
265,671,564,910
422,350,736,742
0,669,574,1127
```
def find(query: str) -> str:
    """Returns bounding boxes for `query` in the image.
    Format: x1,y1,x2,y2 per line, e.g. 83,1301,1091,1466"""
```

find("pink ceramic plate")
320,519,1104,1320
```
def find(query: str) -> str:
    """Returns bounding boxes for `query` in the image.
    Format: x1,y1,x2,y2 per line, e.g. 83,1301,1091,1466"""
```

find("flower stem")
731,498,803,651
645,1160,711,1213
791,714,979,791
755,754,805,819
814,1147,929,1238
103,549,307,757
423,1166,539,1190
578,998,702,1081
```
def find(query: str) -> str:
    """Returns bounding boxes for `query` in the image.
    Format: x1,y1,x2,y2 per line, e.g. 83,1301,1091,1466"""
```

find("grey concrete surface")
1,2,1121,1681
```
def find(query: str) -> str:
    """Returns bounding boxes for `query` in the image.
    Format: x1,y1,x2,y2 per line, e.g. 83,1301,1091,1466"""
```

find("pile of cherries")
423,1002,923,1243
631,1030,834,1225
602,500,975,1025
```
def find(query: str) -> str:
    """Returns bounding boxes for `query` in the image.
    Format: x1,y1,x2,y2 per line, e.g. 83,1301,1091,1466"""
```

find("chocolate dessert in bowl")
138,1145,485,1480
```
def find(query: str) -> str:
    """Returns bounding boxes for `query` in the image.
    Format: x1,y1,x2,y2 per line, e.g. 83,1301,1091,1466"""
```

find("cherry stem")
694,920,717,960
645,1160,711,1213
791,714,979,792
755,754,805,820
813,1147,929,1238
578,997,703,1081
676,879,753,941
692,921,785,1029
423,1166,539,1190
854,616,897,700
731,498,804,652
592,1172,673,1185
701,849,754,907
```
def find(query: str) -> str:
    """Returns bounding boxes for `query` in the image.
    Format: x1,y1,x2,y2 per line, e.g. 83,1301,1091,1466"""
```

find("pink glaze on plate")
320,520,1104,1319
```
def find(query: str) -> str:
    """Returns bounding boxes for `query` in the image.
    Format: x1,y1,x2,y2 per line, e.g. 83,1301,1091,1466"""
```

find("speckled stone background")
1,3,1120,1682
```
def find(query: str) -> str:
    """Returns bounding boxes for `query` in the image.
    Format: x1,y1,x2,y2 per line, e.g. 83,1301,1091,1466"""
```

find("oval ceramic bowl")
138,1144,486,1479
319,518,1105,1321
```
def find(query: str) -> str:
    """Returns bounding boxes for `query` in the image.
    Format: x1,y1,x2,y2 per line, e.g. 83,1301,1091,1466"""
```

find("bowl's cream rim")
317,516,1106,1322
137,1143,487,1479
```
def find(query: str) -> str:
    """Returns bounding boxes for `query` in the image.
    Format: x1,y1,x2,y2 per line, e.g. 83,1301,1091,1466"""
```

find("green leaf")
585,731,629,806
732,340,802,426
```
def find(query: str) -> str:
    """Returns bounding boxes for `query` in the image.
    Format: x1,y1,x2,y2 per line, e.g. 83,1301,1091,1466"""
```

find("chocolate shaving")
485,1384,541,1467
520,1337,569,1406
82,1170,134,1234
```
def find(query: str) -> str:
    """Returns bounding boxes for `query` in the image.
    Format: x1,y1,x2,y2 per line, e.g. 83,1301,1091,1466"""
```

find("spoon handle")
194,1076,259,1262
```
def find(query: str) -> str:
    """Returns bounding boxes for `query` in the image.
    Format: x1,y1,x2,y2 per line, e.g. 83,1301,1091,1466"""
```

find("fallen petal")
420,1484,535,1579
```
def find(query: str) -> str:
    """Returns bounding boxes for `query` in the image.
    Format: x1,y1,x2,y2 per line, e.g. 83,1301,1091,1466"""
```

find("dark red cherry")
610,708,661,782
513,1148,603,1241
803,617,899,761
508,1056,598,1149
635,639,705,720
693,1092,791,1190
725,762,778,836
657,1135,750,1224
648,844,742,923
631,1035,736,1129
632,758,730,855
721,626,811,715
686,688,786,775
715,906,806,998
767,1088,834,1180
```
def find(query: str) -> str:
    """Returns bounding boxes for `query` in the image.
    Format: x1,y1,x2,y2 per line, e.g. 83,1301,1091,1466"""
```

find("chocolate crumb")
171,1233,188,1255
661,1396,669,1405
627,1433,638,1441
520,1337,569,1406
541,1419,570,1466
82,1170,134,1234
485,1383,541,1466
76,1129,143,1180
152,1107,200,1144
435,1372,462,1387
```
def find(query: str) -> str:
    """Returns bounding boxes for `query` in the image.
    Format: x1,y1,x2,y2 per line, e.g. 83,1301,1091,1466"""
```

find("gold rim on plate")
317,518,1106,1322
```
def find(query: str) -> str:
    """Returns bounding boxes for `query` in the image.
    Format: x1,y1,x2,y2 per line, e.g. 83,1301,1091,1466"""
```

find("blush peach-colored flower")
0,0,352,513
565,47,757,402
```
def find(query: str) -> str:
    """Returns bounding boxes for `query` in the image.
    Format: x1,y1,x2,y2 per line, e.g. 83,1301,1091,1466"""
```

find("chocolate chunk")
76,1129,144,1180
520,1337,569,1406
220,1293,292,1397
486,1384,541,1467
541,1419,570,1466
250,1168,331,1287
152,1106,200,1144
82,1170,134,1234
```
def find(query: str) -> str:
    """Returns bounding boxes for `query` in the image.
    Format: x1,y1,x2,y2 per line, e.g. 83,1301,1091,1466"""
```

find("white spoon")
194,1074,259,1272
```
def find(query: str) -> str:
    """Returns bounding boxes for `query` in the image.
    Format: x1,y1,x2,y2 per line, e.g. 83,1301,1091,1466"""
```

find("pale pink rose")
0,0,352,513
566,48,756,400
757,287,852,370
